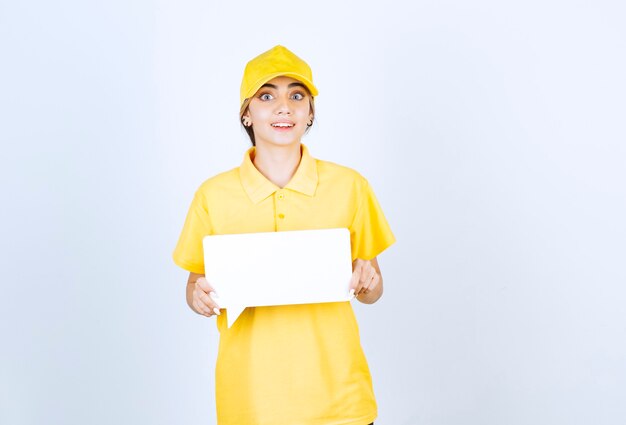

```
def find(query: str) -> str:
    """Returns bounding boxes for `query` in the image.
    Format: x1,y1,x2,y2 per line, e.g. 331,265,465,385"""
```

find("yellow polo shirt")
173,144,395,425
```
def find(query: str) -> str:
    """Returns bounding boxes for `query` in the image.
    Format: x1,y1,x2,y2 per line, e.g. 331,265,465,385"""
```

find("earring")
307,119,313,127
242,117,252,127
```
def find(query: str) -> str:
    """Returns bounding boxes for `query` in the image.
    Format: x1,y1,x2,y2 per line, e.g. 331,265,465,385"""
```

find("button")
278,213,285,219
277,193,285,200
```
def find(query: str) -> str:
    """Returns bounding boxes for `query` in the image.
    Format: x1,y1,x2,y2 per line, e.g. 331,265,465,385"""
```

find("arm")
186,272,221,317
350,257,384,304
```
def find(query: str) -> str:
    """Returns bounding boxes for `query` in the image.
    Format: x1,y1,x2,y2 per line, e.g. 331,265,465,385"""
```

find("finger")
196,299,220,317
352,258,364,274
352,272,364,294
195,277,208,291
349,269,359,290
195,277,217,295
368,273,381,292
365,266,376,287
349,259,363,290
195,287,220,310
195,281,220,309
358,262,374,286
208,291,221,307
358,266,377,296
193,299,212,317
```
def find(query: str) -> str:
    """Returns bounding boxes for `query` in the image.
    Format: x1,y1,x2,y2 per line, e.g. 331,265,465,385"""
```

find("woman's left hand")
349,258,383,303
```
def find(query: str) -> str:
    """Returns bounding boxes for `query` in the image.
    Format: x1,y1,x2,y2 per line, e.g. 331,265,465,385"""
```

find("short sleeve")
349,179,396,261
172,188,213,274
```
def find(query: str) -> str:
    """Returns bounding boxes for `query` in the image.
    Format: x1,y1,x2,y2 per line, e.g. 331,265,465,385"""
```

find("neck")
252,142,302,188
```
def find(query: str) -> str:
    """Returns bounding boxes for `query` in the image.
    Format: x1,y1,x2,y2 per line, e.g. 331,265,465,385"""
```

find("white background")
1,1,625,424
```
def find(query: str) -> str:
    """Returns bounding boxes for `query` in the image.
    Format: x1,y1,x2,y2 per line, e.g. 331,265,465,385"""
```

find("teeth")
272,123,293,127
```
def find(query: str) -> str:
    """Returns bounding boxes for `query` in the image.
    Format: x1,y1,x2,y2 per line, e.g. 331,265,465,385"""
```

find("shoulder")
316,158,368,183
315,158,370,191
186,167,241,208
195,166,240,195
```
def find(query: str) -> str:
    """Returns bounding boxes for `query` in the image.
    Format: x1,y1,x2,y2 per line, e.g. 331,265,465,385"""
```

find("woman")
173,45,395,425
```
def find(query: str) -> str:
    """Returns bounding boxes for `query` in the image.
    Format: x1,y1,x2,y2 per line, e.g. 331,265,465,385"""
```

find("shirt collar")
239,143,319,204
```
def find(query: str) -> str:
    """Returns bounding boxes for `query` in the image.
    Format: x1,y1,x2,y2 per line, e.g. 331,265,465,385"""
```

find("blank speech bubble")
202,228,353,327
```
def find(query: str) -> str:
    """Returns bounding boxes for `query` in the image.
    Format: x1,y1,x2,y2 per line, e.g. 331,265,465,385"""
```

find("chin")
259,135,304,147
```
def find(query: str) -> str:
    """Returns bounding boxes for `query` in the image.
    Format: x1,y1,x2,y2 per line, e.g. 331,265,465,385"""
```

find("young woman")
173,45,395,425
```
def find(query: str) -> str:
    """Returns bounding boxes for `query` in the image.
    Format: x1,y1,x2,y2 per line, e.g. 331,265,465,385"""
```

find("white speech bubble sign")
202,228,353,327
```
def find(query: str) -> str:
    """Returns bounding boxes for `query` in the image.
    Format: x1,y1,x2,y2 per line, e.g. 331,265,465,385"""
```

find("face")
242,76,313,148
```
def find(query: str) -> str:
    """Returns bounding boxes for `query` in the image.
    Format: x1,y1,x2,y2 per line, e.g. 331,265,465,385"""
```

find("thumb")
352,258,364,273
196,277,213,293
349,268,359,290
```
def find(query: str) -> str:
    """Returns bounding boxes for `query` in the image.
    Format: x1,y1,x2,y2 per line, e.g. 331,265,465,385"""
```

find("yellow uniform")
173,143,395,425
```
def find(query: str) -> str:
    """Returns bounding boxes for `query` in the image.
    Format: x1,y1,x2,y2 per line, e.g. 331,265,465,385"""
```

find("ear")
241,112,252,127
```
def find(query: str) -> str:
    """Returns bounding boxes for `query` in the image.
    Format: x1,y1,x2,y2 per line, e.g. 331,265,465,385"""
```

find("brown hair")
239,88,316,147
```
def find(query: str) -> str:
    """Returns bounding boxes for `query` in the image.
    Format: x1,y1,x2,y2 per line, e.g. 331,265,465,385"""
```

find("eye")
259,93,273,101
291,92,305,100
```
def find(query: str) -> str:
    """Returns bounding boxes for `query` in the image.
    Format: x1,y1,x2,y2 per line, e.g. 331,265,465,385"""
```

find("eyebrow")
260,82,307,90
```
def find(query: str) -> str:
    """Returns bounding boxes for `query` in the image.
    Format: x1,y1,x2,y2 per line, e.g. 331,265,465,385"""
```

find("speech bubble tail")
226,305,246,328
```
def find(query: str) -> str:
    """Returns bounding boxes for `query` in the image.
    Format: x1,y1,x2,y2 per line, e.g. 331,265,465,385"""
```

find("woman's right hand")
190,276,221,317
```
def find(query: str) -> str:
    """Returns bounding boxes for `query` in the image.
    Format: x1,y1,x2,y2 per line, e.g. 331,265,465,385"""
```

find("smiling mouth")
271,123,295,131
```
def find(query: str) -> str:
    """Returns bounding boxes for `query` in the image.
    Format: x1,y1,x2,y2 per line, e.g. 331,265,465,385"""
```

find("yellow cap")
240,45,318,107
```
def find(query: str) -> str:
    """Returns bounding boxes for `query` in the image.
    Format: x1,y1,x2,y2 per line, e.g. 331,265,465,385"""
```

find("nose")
274,95,291,115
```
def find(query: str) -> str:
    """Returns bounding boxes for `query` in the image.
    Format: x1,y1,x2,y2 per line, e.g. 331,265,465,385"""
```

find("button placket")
275,191,286,225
